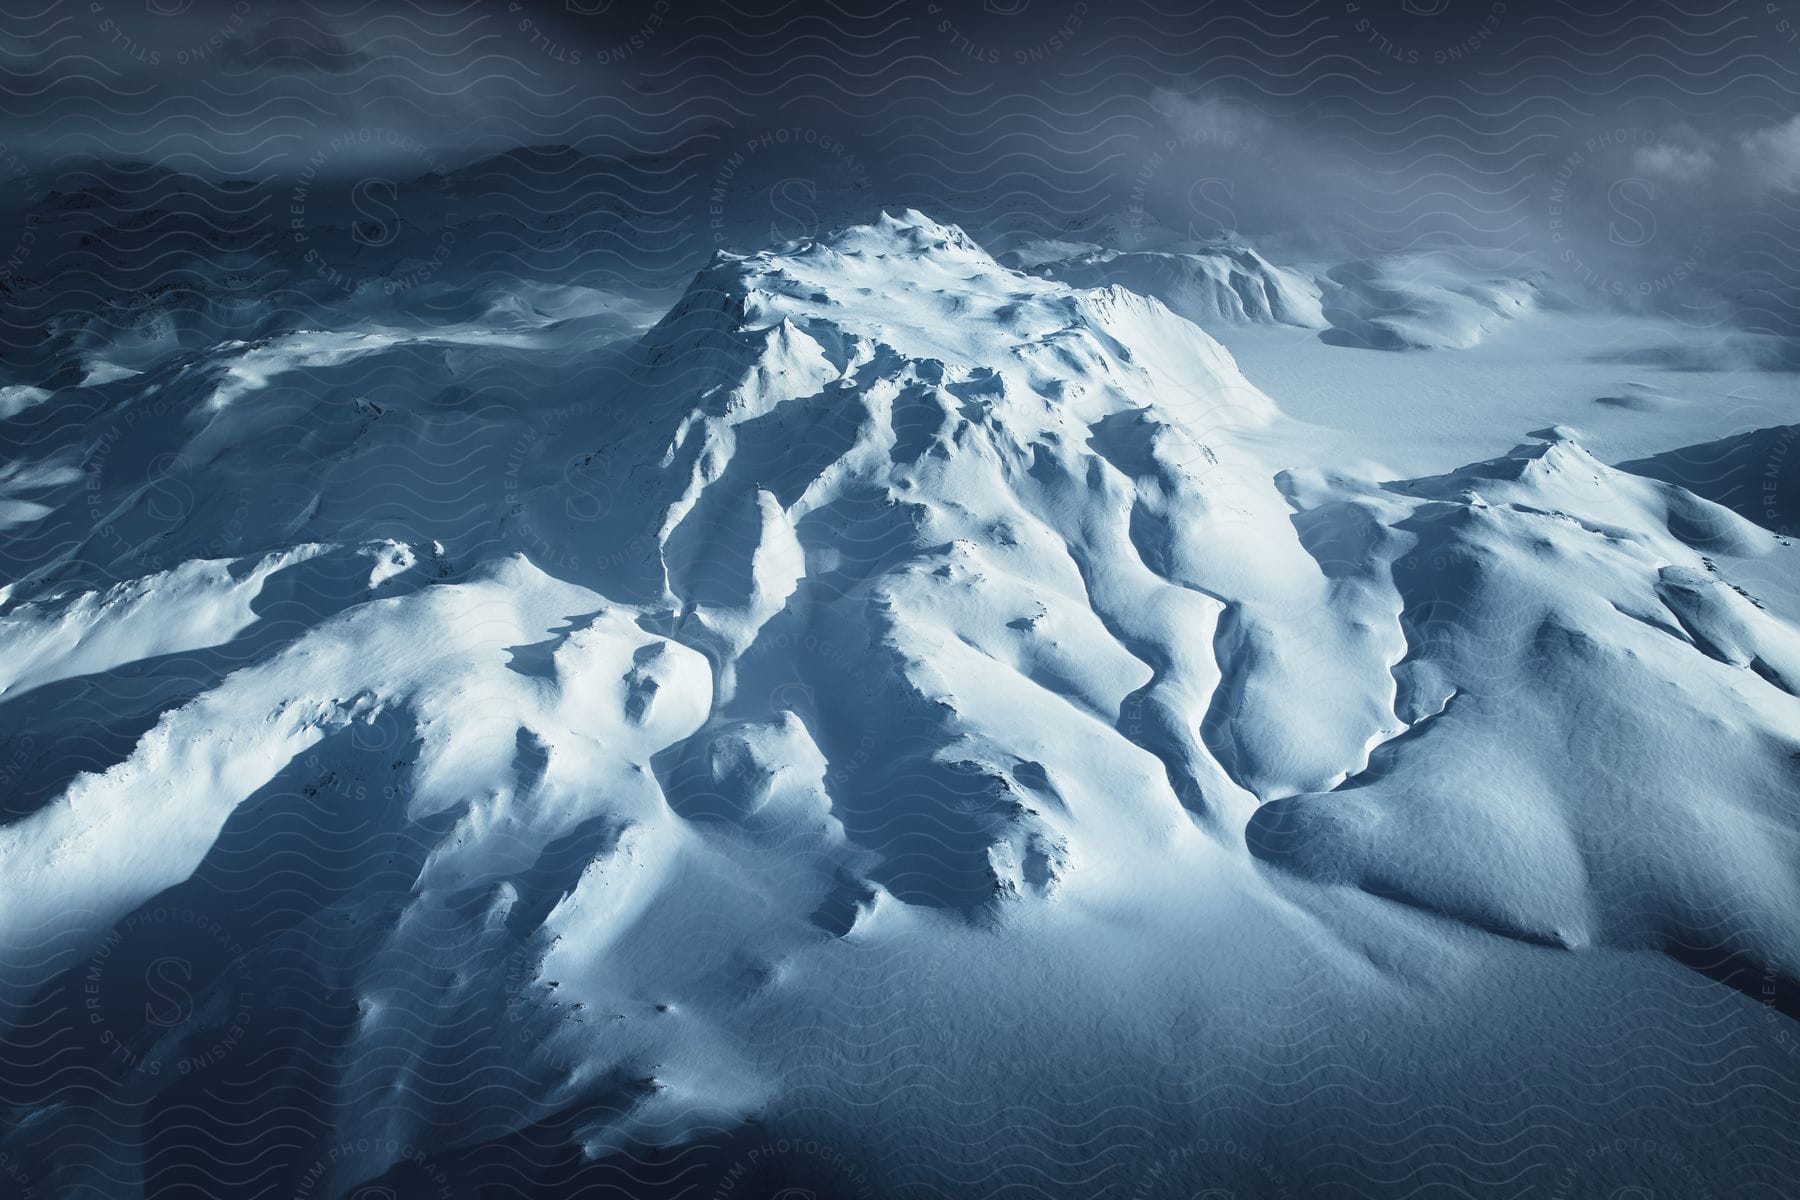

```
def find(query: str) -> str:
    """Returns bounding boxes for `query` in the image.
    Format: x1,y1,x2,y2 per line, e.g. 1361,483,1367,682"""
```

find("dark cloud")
0,0,1791,333
220,18,368,74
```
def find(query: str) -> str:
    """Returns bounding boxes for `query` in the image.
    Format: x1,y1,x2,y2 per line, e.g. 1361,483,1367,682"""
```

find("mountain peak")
638,209,1279,458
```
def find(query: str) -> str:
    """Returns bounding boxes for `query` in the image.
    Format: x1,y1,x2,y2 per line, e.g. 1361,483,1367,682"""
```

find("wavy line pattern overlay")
0,1,1797,1198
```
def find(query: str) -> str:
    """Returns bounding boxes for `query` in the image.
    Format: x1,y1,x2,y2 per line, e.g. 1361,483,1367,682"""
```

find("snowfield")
0,207,1797,1198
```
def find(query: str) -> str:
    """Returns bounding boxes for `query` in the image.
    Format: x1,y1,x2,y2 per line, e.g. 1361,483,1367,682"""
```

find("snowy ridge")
1011,241,1328,331
0,211,1797,1197
1013,238,1544,351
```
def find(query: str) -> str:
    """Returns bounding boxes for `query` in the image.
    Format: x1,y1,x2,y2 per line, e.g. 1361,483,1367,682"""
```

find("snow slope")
1011,237,1543,352
1010,241,1328,331
1,210,1797,1198
1620,423,1800,536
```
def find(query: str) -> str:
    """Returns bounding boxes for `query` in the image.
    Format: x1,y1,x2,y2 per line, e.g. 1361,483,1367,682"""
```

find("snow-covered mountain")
2,210,1797,1198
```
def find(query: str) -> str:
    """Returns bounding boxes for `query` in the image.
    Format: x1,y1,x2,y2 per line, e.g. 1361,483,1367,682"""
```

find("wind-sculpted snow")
1,212,1797,1197
1259,434,1800,952
1619,423,1800,537
1009,240,1328,332
1013,238,1544,351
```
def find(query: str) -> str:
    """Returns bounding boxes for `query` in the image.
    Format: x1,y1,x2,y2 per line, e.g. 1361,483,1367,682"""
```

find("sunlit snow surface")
1,207,1798,1199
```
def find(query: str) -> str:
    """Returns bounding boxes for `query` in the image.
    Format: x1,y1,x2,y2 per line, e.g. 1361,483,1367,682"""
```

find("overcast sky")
0,0,1795,330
